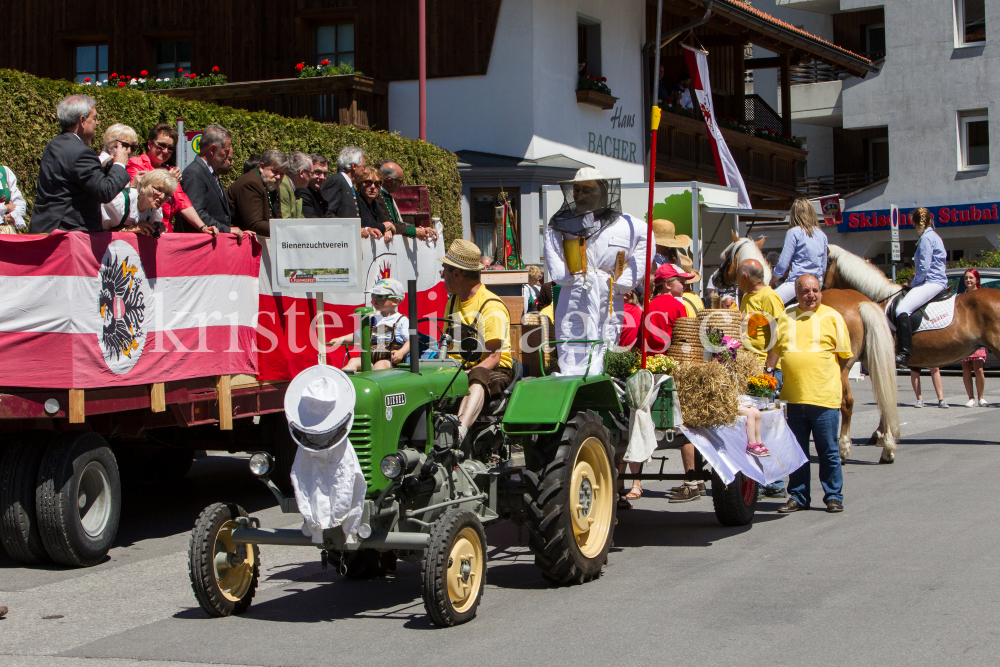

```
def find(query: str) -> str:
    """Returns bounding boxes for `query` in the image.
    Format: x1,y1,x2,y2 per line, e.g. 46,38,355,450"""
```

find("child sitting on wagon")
330,278,411,371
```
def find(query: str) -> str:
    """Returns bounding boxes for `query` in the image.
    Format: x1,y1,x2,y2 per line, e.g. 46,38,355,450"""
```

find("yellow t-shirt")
681,292,704,318
444,286,513,369
740,286,786,369
774,303,852,409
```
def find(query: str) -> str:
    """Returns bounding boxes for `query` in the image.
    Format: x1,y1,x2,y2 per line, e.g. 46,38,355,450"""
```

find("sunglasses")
360,180,382,188
118,141,139,151
152,140,175,152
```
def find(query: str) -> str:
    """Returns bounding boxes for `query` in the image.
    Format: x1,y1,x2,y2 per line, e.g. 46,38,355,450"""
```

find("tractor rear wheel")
711,470,758,526
524,410,617,585
422,509,487,627
189,502,260,617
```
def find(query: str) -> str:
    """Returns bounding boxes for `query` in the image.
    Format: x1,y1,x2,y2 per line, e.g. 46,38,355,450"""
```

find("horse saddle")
886,285,957,333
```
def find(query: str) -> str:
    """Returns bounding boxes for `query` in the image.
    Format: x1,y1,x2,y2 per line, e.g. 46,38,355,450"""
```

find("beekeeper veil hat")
284,364,355,451
550,167,622,239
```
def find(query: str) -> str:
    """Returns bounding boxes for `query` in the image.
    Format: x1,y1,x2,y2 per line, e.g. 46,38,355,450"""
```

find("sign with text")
839,201,1000,233
890,205,899,241
270,219,362,293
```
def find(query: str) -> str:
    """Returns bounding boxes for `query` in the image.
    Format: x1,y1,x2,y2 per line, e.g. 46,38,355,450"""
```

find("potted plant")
576,74,617,110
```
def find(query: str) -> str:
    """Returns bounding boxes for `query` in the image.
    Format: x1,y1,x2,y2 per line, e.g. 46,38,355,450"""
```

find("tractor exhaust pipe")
408,279,420,375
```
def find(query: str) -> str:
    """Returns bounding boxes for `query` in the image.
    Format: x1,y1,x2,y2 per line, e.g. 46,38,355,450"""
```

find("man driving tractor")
440,239,514,444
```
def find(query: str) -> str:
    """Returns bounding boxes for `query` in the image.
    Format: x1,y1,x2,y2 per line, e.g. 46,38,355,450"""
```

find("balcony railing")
148,75,389,130
790,52,885,86
744,94,784,136
797,171,888,197
655,110,807,200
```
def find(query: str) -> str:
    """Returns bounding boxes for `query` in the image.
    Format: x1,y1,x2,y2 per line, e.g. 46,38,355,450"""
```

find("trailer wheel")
36,433,121,567
524,410,617,585
0,438,50,564
422,508,487,627
189,502,260,617
711,470,757,526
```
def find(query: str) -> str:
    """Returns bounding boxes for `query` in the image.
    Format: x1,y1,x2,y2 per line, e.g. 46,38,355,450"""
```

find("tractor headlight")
249,452,274,477
380,453,404,479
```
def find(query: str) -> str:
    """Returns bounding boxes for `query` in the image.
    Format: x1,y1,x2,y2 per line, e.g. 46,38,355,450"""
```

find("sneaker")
981,399,990,407
697,481,707,496
939,400,949,409
913,399,924,408
669,484,701,503
965,398,976,408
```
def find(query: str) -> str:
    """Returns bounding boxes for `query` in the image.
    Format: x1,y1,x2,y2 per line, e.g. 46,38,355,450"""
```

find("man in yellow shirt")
738,258,787,497
440,239,513,444
766,274,851,514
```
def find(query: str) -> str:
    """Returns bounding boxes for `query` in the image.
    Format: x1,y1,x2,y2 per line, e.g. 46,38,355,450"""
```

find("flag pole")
640,0,664,371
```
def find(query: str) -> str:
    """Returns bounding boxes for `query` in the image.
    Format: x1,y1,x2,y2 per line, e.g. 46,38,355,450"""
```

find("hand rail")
536,339,605,380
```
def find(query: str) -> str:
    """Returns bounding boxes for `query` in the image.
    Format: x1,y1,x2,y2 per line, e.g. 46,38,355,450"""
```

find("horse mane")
827,245,902,302
721,238,772,285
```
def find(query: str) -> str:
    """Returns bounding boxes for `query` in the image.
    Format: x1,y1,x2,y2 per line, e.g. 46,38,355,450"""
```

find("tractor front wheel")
524,410,617,585
189,502,260,617
422,509,487,627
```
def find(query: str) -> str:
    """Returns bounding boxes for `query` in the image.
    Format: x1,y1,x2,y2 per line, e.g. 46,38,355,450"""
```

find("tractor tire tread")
422,508,487,627
188,502,259,617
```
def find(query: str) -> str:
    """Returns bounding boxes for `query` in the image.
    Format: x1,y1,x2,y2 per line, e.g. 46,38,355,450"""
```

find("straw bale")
672,361,739,428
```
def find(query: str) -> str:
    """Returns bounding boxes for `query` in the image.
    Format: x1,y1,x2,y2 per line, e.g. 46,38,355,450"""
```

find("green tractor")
188,281,626,627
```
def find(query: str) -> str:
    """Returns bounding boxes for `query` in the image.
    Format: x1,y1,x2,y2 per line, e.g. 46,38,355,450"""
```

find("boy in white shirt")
330,278,410,371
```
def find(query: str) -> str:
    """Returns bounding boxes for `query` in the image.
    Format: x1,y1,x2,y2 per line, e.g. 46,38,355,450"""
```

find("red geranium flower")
111,72,117,78
321,59,330,66
598,77,607,82
190,73,197,79
140,70,148,76
84,77,91,82
295,62,305,71
212,66,220,72
178,67,184,73
117,81,126,88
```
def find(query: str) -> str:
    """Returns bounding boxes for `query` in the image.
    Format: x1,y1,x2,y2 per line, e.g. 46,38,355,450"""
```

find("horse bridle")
713,239,746,290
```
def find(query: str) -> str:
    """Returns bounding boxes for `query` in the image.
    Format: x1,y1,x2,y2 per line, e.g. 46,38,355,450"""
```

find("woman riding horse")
894,207,948,367
771,199,829,305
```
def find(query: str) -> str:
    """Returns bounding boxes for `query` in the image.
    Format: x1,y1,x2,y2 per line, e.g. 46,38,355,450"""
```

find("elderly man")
299,153,329,218
766,274,852,514
440,239,514,443
279,151,313,219
323,146,365,219
227,149,286,236
31,94,132,233
181,124,239,236
376,159,437,241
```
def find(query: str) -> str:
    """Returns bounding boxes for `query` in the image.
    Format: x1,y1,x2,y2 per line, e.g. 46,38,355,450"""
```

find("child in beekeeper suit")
543,167,647,376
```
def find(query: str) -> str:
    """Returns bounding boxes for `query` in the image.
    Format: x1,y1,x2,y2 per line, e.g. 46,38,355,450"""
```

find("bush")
0,69,462,243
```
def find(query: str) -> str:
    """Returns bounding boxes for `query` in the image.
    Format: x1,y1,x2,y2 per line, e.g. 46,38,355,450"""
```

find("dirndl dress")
965,347,988,362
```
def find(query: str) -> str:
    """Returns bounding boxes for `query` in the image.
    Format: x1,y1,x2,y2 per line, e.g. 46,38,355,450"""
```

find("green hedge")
0,69,462,244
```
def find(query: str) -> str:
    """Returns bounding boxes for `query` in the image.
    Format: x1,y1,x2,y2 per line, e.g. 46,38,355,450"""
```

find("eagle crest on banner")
98,240,148,375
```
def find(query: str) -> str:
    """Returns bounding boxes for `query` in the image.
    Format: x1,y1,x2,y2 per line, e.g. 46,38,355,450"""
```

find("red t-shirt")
618,302,643,350
645,294,687,354
127,154,193,232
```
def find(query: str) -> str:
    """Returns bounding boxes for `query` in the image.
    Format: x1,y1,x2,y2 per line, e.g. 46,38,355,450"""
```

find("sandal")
625,486,643,500
747,442,771,458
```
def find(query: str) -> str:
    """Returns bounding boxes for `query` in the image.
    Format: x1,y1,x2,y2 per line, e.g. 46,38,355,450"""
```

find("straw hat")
439,239,483,272
284,365,355,449
678,253,701,284
652,219,691,249
558,166,608,184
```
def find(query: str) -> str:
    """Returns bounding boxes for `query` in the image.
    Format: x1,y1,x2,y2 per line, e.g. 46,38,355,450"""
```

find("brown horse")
710,233,900,463
824,244,1000,369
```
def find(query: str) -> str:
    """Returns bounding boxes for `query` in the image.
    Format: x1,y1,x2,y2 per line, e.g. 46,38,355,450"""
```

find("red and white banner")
0,231,260,388
817,194,843,226
682,44,752,209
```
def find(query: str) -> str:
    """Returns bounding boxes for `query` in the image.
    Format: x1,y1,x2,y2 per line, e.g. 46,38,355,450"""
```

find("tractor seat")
488,359,523,415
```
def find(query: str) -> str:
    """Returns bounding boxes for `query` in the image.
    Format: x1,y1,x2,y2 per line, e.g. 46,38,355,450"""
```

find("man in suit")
180,124,240,238
322,145,365,219
31,94,132,233
298,153,328,217
376,159,437,242
227,149,286,237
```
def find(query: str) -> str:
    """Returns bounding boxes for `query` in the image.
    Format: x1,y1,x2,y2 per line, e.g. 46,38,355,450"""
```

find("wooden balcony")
654,110,807,203
148,75,388,131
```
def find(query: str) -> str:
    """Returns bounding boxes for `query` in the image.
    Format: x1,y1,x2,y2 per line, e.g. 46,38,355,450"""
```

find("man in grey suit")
31,94,132,233
179,124,242,238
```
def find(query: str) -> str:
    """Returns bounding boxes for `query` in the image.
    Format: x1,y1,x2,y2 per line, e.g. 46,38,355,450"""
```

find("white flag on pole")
682,44,752,209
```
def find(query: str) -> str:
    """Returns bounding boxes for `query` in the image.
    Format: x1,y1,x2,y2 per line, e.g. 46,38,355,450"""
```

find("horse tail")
859,301,900,460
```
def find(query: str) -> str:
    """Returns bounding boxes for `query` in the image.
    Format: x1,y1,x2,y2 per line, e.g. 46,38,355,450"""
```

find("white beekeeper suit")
284,365,367,545
544,168,646,376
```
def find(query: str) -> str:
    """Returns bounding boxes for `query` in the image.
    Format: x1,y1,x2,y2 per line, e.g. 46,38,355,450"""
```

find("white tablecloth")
680,409,807,486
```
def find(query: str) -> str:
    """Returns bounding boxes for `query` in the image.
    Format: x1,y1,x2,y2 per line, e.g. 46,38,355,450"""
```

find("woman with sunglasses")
356,165,395,242
126,123,217,236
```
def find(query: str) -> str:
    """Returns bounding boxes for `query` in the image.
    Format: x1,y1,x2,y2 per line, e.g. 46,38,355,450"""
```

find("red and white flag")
682,44,752,209
0,232,260,388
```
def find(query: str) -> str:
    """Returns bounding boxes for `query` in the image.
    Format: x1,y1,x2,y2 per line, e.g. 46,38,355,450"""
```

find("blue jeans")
786,404,843,506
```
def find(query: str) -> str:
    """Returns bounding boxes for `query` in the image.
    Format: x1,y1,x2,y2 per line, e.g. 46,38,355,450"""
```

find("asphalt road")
2,375,999,667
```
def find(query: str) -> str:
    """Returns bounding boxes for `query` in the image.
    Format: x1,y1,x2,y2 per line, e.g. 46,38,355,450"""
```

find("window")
470,188,520,260
156,40,191,79
864,23,886,60
74,44,108,83
957,0,986,45
577,15,602,78
866,137,890,176
316,24,354,67
959,110,989,170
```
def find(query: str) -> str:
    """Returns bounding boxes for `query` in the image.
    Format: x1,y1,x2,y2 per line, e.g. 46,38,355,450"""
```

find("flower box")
576,89,618,110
